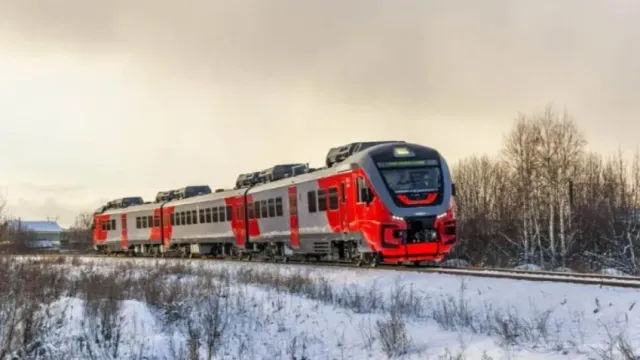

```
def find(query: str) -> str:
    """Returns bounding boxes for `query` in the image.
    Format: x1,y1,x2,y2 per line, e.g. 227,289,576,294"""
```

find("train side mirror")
451,183,456,197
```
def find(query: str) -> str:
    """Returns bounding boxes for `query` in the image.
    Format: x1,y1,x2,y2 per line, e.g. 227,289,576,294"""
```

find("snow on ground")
3,256,640,359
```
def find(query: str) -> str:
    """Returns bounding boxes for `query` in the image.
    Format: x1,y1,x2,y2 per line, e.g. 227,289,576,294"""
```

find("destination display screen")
376,159,439,168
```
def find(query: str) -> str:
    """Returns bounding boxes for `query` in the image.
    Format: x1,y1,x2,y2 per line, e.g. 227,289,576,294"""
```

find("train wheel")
370,253,381,267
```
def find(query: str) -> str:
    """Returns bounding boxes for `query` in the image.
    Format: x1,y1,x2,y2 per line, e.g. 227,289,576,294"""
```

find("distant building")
6,220,64,250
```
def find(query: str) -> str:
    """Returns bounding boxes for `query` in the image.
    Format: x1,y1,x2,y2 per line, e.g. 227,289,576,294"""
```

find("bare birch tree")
502,113,543,265
450,103,639,272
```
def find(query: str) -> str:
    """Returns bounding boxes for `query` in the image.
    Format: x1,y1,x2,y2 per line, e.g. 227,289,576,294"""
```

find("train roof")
163,187,246,207
248,141,416,193
97,201,160,215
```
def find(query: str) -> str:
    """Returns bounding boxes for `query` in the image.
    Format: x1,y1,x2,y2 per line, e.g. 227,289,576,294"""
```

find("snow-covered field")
1,256,639,360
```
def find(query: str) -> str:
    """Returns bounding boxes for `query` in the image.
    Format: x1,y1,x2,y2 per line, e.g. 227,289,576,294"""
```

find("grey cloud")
16,183,85,195
2,0,640,220
2,0,639,114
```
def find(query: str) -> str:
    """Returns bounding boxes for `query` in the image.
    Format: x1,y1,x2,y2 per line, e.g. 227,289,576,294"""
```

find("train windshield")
379,166,441,194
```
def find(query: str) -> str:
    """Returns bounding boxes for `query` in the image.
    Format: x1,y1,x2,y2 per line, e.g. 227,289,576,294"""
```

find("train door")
120,215,128,250
288,186,300,248
232,197,246,248
339,180,348,233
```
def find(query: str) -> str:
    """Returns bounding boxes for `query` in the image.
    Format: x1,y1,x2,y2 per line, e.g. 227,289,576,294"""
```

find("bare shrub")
358,317,377,351
429,279,565,352
439,348,467,360
376,309,412,359
431,281,477,332
80,273,126,360
386,281,426,318
71,256,82,266
161,277,230,360
591,322,638,360
286,335,310,360
0,258,68,360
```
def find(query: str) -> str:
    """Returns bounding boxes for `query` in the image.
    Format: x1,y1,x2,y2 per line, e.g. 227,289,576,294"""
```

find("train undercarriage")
94,236,448,268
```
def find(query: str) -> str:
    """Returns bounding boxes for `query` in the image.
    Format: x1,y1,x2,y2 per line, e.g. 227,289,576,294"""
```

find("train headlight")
437,212,447,219
392,215,404,222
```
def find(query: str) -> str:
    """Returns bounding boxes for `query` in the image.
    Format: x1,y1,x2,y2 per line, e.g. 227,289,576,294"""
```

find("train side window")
205,208,211,223
177,213,182,226
357,177,368,203
217,206,225,222
275,197,283,217
105,221,110,231
260,200,268,218
186,211,192,225
247,202,254,219
328,187,339,210
111,219,116,230
317,189,327,212
136,217,141,229
147,215,153,227
212,207,218,222
254,201,261,219
199,209,205,223
180,211,186,225
307,191,317,213
141,216,147,228
268,198,275,217
171,213,175,226
226,205,232,221
191,210,197,224
154,215,160,227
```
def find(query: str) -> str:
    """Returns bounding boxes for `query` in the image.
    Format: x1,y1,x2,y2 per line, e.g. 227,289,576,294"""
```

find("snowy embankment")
2,256,639,360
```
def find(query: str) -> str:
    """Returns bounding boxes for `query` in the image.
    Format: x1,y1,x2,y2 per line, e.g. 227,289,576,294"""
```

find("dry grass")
0,256,636,360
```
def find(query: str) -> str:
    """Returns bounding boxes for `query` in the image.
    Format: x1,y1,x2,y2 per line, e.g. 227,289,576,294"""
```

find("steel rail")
435,265,640,282
7,253,640,290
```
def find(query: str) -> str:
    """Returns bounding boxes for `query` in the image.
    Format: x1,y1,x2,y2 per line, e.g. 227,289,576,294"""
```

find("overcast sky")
0,0,639,227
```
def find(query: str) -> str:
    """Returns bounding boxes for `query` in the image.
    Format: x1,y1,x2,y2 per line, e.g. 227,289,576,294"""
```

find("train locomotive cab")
363,143,457,264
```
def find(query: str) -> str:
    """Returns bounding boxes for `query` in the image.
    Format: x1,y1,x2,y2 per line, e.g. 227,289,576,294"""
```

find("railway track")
7,252,640,289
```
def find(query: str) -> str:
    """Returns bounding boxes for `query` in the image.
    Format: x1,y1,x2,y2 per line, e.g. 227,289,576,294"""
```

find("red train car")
93,141,457,266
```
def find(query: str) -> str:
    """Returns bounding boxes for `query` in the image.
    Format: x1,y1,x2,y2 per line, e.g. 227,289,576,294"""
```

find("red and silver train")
92,141,457,266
